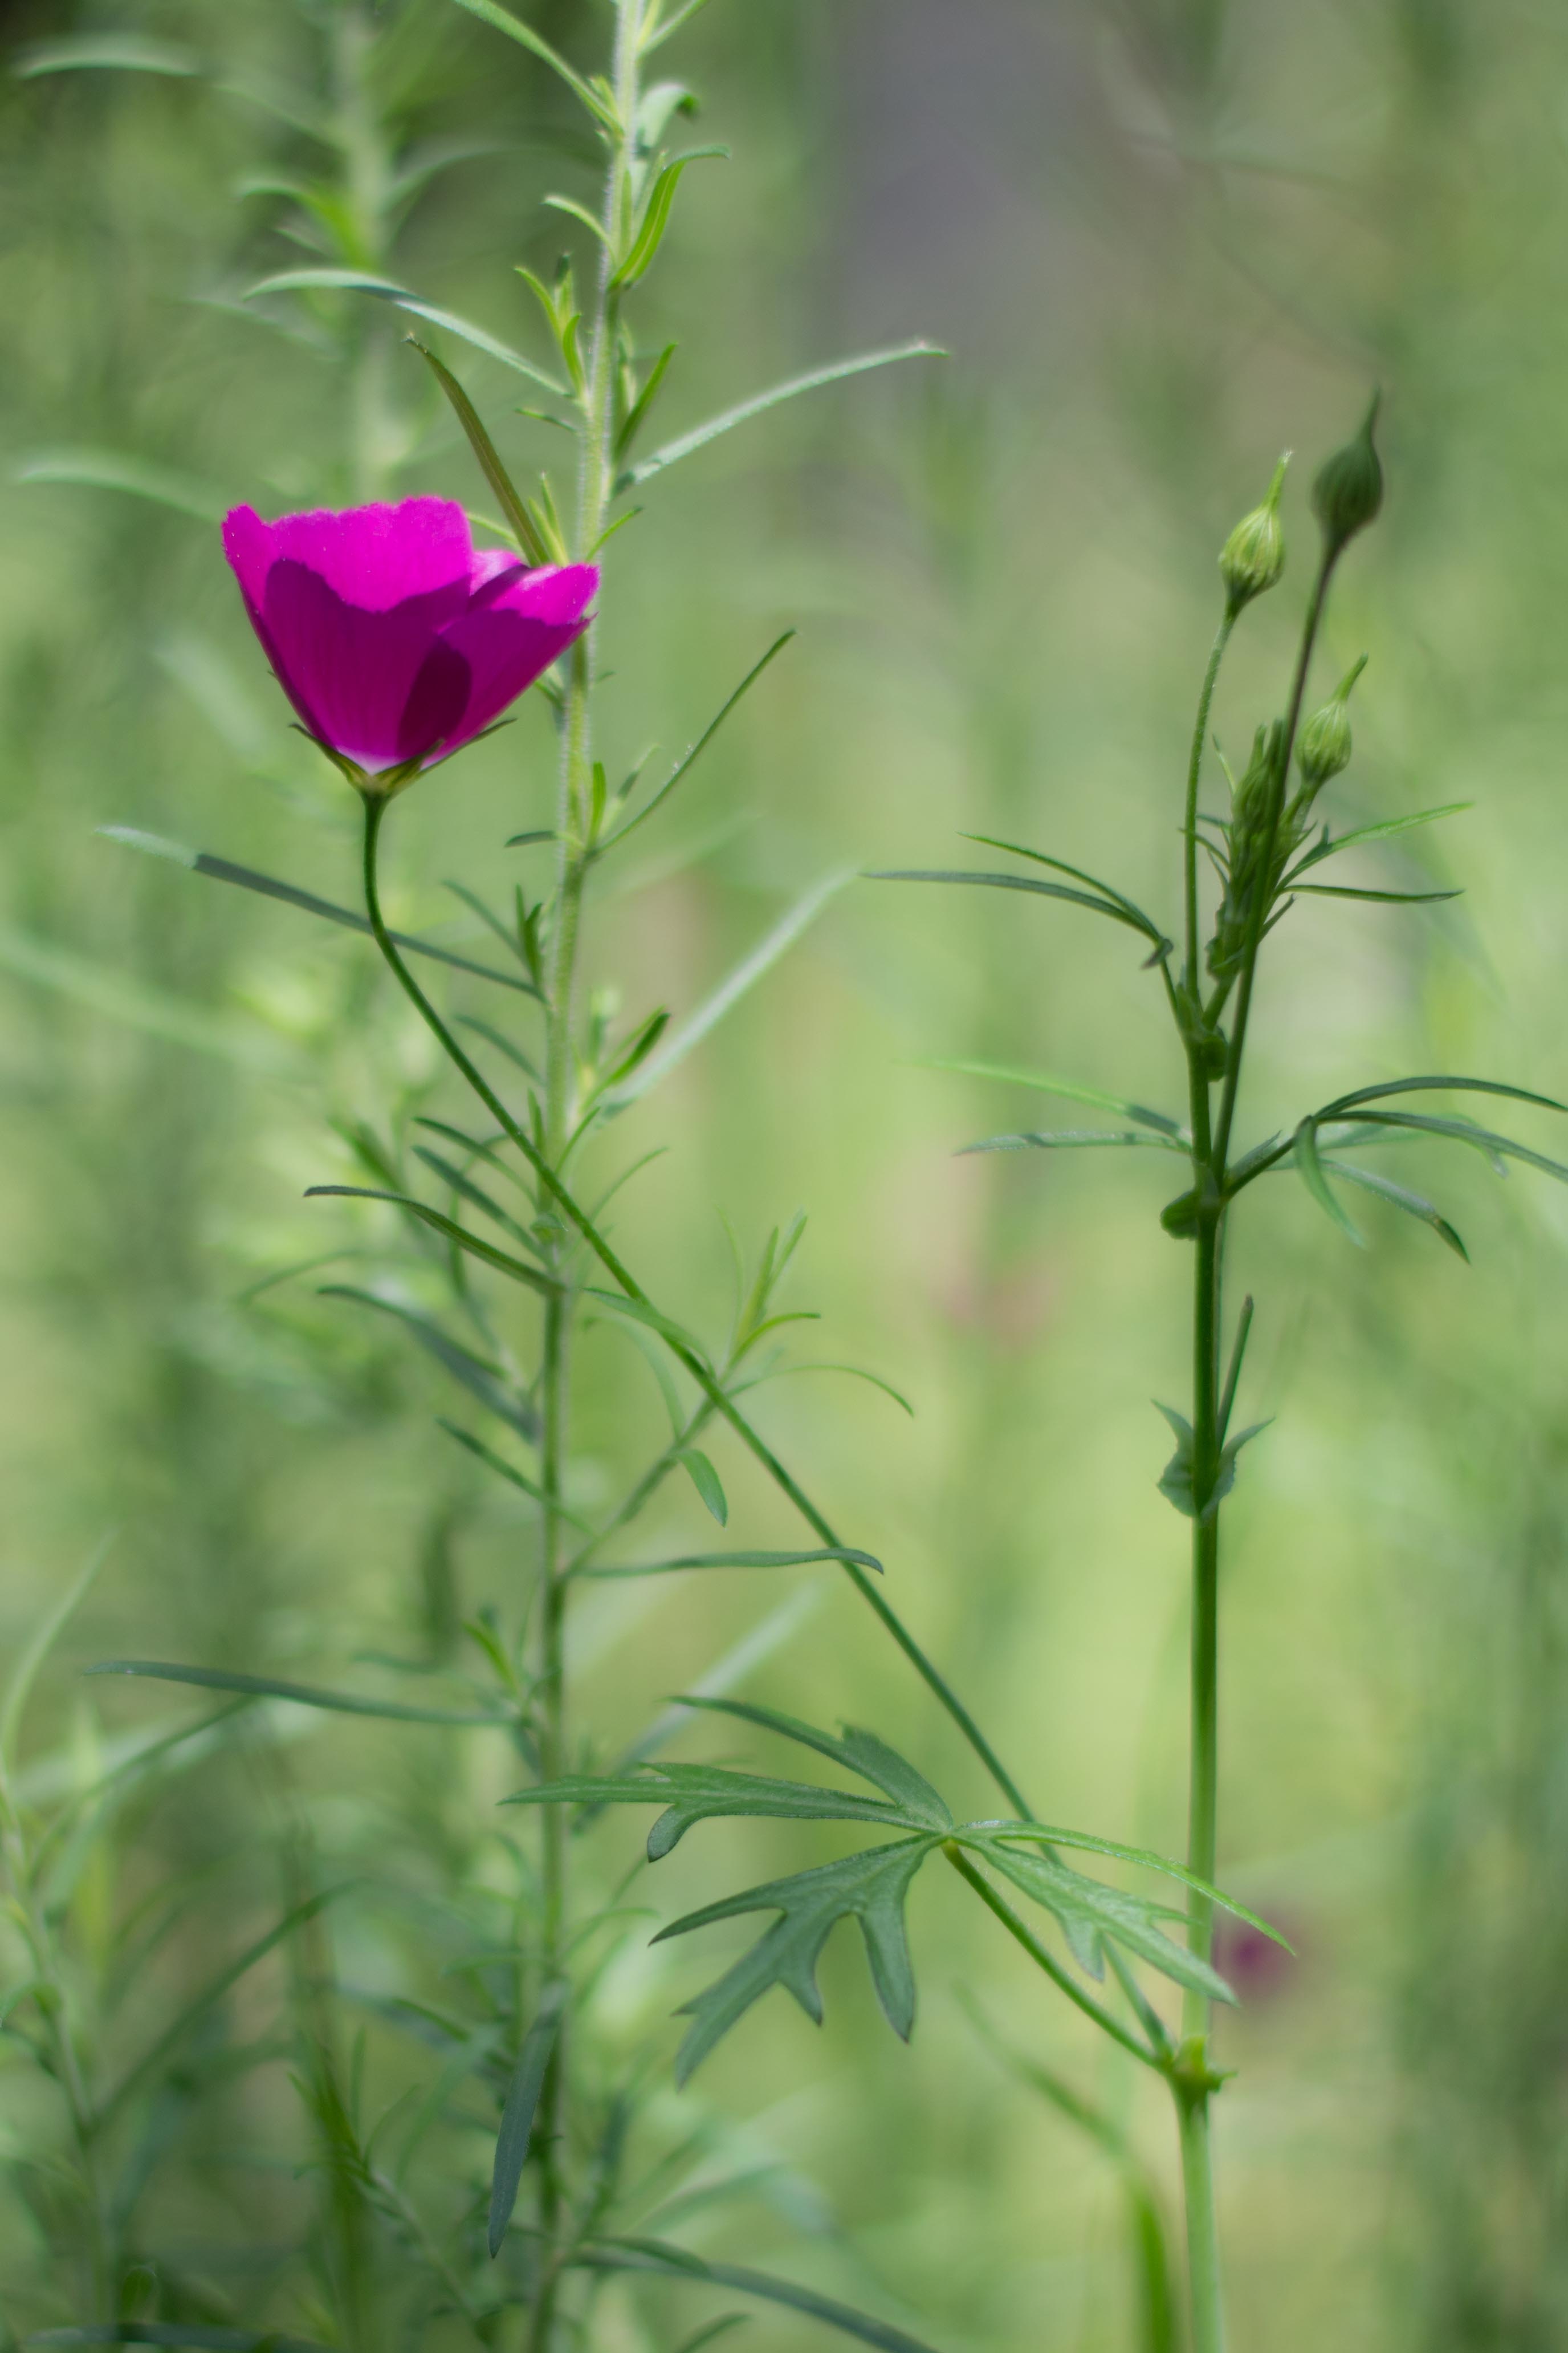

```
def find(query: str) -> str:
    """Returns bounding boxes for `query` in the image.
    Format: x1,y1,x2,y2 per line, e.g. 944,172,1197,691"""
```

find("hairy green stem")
529,14,641,2342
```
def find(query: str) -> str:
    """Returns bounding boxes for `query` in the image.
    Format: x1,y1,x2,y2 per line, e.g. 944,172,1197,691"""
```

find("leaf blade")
622,343,943,488
488,1981,567,2257
85,1660,502,1726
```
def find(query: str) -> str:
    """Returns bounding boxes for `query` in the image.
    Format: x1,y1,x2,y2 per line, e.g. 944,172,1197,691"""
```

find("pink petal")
222,497,474,615
436,563,598,758
258,562,471,772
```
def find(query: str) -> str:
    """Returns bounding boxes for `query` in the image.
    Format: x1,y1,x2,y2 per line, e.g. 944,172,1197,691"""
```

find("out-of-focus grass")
5,0,1568,2344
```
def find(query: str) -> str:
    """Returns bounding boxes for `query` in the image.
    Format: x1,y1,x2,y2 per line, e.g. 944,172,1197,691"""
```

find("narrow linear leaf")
100,830,543,996
604,872,848,1106
408,339,551,564
739,1360,915,1417
448,0,617,125
544,194,614,248
317,1287,539,1441
961,834,1167,940
1290,883,1460,904
1323,1161,1468,1259
86,1660,502,1726
246,271,564,392
488,1980,567,2257
306,1185,559,1296
870,869,1166,948
576,2246,948,2353
961,1128,1188,1157
1316,1074,1568,1121
412,1145,536,1249
617,340,678,459
14,35,199,75
1330,1110,1568,1186
2,1534,115,1768
679,1448,728,1526
1293,1120,1363,1245
923,1059,1184,1137
16,448,226,522
1288,802,1471,872
604,634,796,850
585,1288,710,1362
613,149,727,287
621,342,943,488
574,1547,882,1579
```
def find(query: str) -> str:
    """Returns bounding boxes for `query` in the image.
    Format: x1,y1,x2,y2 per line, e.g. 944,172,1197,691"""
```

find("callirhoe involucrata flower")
222,495,597,788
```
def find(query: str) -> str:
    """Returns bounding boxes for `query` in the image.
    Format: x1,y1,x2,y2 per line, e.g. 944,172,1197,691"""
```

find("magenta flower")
222,497,597,787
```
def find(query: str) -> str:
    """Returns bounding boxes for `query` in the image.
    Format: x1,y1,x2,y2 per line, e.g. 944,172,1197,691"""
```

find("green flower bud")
1219,453,1289,616
1311,393,1383,558
1297,656,1367,792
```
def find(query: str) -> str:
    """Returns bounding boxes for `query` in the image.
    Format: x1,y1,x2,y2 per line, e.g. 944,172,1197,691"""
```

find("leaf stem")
943,1844,1160,2070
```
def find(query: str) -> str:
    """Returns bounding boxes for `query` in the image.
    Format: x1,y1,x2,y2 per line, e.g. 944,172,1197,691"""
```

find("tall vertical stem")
531,13,640,2346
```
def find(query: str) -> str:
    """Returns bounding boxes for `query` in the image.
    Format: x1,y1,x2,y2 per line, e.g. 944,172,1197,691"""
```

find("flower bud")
1310,394,1383,558
1297,656,1367,792
1219,454,1288,616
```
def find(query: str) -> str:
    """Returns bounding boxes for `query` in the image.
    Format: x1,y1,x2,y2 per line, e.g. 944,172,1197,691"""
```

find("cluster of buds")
1207,721,1284,983
1204,400,1383,984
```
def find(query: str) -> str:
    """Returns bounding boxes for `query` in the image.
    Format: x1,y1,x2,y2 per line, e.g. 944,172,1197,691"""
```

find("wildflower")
222,497,597,792
1219,453,1288,617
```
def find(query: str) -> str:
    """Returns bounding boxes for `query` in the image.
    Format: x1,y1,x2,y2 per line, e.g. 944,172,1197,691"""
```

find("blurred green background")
5,0,1568,2345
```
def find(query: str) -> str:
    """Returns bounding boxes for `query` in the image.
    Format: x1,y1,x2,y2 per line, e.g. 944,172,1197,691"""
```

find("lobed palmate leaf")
510,1700,1268,2072
658,1840,938,2081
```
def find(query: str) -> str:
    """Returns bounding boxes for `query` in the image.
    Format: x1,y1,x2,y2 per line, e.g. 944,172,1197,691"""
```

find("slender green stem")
1176,2087,1224,2353
943,1846,1159,2069
528,16,641,2343
1182,615,1234,996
